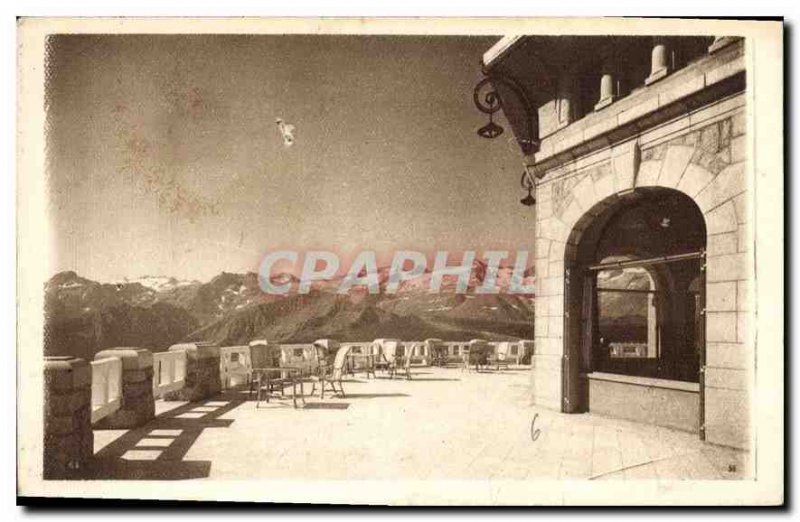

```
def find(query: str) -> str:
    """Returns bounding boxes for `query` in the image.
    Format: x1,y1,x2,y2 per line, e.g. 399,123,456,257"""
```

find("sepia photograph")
16,17,784,506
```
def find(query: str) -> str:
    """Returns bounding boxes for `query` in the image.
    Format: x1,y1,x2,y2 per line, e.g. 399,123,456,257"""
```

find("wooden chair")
459,349,472,373
425,338,447,367
373,345,390,374
463,340,491,373
308,344,349,399
390,345,413,381
346,346,376,379
252,342,301,407
372,339,400,376
488,342,512,371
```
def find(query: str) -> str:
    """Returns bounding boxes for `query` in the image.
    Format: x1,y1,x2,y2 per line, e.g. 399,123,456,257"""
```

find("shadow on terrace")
85,383,415,479
86,391,249,480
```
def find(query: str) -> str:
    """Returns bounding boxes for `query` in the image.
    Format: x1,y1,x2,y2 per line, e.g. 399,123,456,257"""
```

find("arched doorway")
562,187,707,434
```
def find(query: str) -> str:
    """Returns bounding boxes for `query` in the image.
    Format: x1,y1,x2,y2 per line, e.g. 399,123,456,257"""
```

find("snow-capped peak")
121,275,195,292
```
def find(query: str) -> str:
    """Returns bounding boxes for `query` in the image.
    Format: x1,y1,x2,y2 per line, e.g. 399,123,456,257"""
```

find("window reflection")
597,266,658,360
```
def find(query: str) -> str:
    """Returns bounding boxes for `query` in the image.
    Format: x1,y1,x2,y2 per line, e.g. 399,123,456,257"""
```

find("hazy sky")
46,34,532,282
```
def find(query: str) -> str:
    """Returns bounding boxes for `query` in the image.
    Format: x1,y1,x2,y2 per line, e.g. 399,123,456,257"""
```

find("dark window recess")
583,191,706,383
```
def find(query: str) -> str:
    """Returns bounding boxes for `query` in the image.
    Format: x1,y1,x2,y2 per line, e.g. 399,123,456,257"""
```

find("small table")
252,366,306,408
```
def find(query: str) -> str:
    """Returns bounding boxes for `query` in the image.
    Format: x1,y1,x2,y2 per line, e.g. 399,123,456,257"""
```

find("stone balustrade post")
645,39,670,85
163,343,221,402
43,356,93,479
93,348,155,429
594,46,617,111
248,340,273,369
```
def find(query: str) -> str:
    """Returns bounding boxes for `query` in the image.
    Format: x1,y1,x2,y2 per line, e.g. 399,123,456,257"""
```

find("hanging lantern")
473,77,504,139
520,170,536,207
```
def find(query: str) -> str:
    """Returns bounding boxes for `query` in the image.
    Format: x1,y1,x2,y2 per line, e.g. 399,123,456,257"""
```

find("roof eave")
481,36,525,70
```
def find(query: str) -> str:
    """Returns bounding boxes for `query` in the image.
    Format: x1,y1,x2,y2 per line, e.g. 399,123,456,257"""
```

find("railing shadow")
341,393,410,399
408,378,462,382
302,402,350,410
86,394,247,480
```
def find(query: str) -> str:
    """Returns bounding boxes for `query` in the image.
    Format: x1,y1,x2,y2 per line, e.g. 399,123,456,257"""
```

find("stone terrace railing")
152,350,187,398
219,345,252,389
443,341,470,357
437,341,533,364
162,343,221,402
89,356,122,424
276,343,318,371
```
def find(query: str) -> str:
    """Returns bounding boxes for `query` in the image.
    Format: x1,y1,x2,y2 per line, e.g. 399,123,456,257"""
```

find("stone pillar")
93,348,155,429
249,340,274,369
163,343,221,402
645,39,670,85
556,69,577,126
594,48,617,111
647,293,658,358
43,356,93,479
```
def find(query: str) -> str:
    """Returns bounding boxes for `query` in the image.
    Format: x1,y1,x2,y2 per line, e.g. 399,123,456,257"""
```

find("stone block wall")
93,348,155,429
43,356,93,479
530,90,750,448
164,343,221,402
587,374,700,432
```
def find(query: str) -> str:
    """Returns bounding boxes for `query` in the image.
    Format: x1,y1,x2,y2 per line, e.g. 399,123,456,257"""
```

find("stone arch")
529,115,749,446
543,142,743,248
531,137,747,425
557,185,708,415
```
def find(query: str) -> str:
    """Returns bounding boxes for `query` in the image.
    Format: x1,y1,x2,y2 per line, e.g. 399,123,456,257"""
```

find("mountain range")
43,261,538,360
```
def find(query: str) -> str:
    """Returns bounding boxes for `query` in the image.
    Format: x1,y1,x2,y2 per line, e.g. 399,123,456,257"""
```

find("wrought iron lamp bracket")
473,68,539,155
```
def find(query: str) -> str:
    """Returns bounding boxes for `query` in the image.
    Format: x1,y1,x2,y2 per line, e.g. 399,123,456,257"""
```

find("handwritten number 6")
530,413,541,442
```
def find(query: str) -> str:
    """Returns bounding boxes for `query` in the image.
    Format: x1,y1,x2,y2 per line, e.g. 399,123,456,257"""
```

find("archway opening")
562,188,707,433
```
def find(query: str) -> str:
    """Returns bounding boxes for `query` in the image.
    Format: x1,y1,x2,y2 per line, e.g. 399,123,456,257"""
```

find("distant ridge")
43,267,537,359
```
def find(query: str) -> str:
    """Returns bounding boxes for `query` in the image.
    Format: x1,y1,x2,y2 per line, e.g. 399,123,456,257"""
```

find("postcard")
17,17,784,505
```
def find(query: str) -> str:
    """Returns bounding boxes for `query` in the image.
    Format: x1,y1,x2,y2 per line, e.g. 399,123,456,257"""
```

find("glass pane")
597,266,657,359
597,290,653,358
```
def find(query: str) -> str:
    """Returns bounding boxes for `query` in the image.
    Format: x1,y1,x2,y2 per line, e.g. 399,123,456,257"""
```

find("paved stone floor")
91,366,750,480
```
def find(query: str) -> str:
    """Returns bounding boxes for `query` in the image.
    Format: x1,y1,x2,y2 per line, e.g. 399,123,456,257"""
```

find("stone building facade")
479,35,749,448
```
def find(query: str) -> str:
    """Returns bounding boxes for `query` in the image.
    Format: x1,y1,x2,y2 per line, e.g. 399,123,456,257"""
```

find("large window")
588,255,703,382
577,190,706,383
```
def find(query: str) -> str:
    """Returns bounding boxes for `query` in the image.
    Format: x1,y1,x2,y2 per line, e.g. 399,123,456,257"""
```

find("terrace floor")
90,366,750,481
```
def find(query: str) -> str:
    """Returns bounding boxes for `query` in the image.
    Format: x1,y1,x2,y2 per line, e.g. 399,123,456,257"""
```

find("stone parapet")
528,39,745,176
93,348,155,429
163,343,221,402
43,356,93,479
